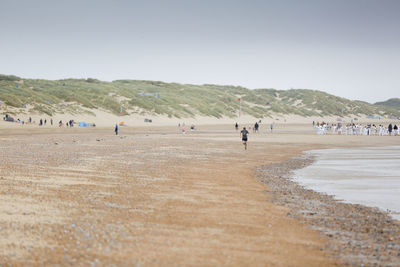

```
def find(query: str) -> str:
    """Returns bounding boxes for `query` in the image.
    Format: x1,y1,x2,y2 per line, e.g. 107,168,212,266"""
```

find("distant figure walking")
270,123,273,133
235,122,239,131
115,123,119,135
240,127,249,150
254,122,259,133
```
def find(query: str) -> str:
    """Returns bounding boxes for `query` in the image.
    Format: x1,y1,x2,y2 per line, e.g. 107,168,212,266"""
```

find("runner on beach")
240,127,249,150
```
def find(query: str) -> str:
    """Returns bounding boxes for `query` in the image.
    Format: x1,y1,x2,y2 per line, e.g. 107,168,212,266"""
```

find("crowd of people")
314,122,400,136
2,114,79,128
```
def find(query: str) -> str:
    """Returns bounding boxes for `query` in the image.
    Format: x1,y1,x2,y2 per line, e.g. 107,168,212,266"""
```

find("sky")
1,0,399,103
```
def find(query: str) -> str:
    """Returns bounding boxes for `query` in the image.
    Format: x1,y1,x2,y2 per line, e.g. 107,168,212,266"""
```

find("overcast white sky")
1,0,399,103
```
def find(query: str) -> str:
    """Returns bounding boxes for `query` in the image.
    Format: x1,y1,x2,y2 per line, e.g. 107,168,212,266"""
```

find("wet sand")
0,124,399,265
257,156,400,266
293,147,400,220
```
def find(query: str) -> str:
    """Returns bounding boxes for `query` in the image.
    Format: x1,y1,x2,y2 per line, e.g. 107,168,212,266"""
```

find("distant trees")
86,78,100,83
0,74,21,81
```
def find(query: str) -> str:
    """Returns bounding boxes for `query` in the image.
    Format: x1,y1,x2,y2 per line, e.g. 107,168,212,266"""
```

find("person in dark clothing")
388,124,393,135
254,122,259,133
240,127,249,150
115,123,119,135
235,122,239,131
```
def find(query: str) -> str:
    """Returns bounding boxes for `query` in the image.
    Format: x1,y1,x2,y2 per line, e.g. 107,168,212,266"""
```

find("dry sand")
0,123,399,266
3,105,396,127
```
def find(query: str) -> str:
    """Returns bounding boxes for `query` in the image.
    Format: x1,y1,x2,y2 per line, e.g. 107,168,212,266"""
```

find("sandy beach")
0,122,399,266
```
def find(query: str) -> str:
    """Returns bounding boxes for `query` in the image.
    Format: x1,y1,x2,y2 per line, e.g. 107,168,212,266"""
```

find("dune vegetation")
0,74,399,118
375,98,400,108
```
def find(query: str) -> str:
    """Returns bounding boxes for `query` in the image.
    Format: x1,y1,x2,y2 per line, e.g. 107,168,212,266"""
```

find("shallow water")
293,146,400,220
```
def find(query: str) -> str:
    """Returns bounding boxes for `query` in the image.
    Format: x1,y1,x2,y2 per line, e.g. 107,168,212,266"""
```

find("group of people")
59,119,76,127
235,122,274,133
178,123,196,134
2,114,79,128
38,118,53,126
236,121,275,150
37,118,76,127
315,122,400,136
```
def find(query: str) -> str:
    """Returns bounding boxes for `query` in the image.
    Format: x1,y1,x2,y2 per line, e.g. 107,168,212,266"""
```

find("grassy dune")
375,98,400,108
1,74,399,118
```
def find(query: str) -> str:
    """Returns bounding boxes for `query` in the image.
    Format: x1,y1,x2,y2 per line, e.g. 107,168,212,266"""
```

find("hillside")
375,98,400,108
1,74,399,119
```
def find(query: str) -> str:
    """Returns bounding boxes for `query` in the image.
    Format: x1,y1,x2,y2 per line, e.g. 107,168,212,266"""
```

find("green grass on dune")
0,74,399,118
375,98,400,108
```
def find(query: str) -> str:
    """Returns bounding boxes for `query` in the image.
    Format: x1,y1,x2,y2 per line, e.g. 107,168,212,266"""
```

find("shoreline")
256,155,400,266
